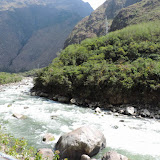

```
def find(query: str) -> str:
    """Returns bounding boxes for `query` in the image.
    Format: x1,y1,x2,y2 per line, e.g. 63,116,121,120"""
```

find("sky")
83,0,106,9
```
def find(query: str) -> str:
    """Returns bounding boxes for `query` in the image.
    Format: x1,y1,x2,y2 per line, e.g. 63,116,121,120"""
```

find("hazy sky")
83,0,106,9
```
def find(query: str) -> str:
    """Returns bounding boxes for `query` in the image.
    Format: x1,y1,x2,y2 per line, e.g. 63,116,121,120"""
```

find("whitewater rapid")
0,78,160,160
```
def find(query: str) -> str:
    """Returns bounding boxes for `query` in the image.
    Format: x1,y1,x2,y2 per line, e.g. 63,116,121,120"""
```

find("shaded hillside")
0,0,93,72
110,0,160,31
64,0,141,48
33,21,160,105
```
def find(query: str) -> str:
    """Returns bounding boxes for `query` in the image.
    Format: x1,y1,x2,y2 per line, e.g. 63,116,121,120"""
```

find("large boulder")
55,126,106,160
102,151,128,160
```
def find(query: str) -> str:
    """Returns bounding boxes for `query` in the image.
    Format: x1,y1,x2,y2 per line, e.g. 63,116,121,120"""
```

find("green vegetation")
20,68,43,77
0,126,61,160
0,72,22,85
34,21,160,104
110,0,160,31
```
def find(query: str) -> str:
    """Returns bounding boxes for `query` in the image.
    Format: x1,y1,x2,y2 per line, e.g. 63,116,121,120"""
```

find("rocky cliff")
0,0,93,72
64,0,142,48
110,0,160,31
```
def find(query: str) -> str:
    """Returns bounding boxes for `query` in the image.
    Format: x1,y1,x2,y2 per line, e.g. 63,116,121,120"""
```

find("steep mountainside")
33,21,160,105
64,0,141,48
110,0,160,31
0,0,93,72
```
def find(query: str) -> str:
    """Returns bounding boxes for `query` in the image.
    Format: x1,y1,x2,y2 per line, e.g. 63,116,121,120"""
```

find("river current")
0,78,160,160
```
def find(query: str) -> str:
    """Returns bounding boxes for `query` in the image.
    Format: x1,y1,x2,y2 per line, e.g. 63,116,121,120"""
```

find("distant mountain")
64,0,141,48
110,0,160,31
0,0,93,72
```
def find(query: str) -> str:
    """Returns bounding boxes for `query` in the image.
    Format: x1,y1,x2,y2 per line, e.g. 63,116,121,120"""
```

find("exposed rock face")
110,0,160,31
55,126,106,160
0,0,93,72
64,0,141,48
37,148,54,160
102,151,128,160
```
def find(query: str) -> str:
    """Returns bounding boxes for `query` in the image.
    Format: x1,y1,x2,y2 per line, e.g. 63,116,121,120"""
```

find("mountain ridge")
0,0,93,72
64,0,142,48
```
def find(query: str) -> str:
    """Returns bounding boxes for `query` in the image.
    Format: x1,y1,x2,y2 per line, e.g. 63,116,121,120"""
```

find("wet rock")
107,111,113,115
112,125,119,129
89,102,99,108
125,106,136,115
140,109,151,117
31,92,36,96
155,115,160,119
81,154,91,160
95,107,101,113
51,115,58,119
12,113,26,119
58,96,70,103
39,92,49,98
118,108,125,114
102,151,128,160
56,126,106,160
24,106,29,109
37,148,54,160
53,95,58,101
42,133,55,142
70,98,76,104
114,113,119,116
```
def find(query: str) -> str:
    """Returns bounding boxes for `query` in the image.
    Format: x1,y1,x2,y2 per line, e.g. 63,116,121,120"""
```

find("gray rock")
58,96,70,103
70,98,76,104
125,106,135,115
56,126,106,160
12,113,26,119
42,133,55,142
114,113,119,116
24,106,29,109
53,95,58,101
102,151,128,160
155,115,160,119
95,107,101,113
31,92,36,96
51,115,58,119
39,92,49,97
140,109,151,117
37,148,54,160
81,154,91,160
158,110,160,115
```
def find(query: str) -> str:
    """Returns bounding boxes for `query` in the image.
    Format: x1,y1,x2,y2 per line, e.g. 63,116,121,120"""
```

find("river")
0,78,160,160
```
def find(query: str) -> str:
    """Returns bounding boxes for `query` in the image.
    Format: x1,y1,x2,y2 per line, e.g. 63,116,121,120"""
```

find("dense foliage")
0,72,22,85
34,21,160,104
0,126,60,160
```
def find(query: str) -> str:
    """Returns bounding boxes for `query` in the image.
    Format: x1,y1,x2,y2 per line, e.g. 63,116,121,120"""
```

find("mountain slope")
64,0,142,48
33,21,160,105
110,0,160,31
0,0,93,72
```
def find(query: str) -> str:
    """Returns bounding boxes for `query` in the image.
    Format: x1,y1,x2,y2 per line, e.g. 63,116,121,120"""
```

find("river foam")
0,78,160,160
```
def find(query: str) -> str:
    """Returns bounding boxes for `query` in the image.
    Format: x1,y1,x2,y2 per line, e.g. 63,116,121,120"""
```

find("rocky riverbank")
31,90,160,120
